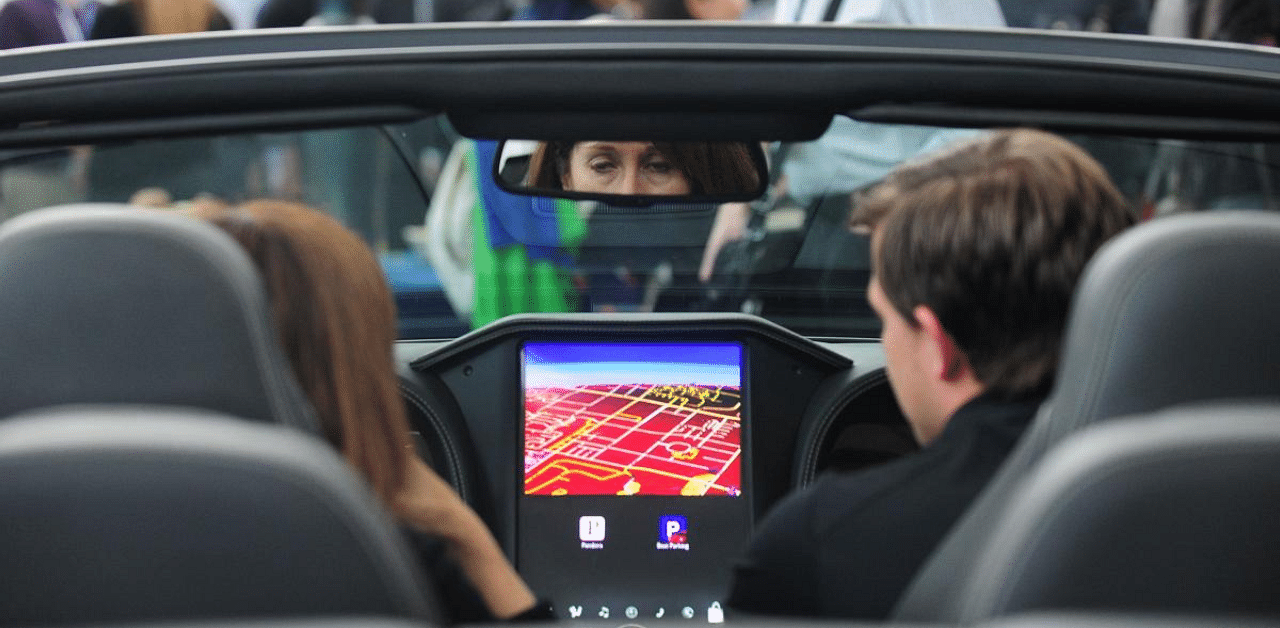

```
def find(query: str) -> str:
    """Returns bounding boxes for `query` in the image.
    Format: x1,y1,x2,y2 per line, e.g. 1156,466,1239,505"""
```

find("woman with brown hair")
527,140,762,196
192,200,545,623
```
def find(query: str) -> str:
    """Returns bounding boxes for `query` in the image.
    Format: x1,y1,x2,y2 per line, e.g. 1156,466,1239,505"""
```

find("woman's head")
527,140,761,196
191,200,410,500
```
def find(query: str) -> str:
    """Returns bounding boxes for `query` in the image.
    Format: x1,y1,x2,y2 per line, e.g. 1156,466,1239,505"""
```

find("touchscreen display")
523,342,742,498
519,342,750,623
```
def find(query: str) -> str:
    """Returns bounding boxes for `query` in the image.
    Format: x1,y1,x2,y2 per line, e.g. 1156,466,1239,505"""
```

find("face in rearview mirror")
495,140,767,204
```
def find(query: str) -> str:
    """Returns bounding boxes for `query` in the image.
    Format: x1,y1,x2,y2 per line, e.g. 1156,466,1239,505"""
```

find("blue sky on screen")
523,343,741,388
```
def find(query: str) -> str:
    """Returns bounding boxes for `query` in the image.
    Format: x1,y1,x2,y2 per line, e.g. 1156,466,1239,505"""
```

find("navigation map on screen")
522,343,742,497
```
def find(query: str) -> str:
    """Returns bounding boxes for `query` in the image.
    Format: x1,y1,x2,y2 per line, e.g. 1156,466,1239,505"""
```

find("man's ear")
912,305,970,382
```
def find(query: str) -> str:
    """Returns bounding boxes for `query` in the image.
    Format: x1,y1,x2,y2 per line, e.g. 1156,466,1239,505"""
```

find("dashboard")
394,314,906,623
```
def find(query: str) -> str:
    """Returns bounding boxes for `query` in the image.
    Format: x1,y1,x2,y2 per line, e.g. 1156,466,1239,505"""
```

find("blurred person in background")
699,0,1003,285
213,0,269,28
0,0,97,48
1143,0,1280,215
1000,0,1150,33
632,0,745,19
256,0,420,25
460,0,625,328
1184,0,1278,42
90,0,229,38
0,0,98,218
82,0,241,207
773,0,1000,25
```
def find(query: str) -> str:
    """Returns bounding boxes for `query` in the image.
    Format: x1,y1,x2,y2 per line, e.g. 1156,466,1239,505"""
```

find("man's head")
852,128,1133,444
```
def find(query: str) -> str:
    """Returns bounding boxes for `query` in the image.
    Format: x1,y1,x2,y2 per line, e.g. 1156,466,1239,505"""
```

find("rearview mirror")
494,140,768,205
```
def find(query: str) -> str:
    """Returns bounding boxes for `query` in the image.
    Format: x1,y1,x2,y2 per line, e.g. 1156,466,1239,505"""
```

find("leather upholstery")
0,205,317,431
895,211,1280,620
0,407,439,626
962,404,1280,619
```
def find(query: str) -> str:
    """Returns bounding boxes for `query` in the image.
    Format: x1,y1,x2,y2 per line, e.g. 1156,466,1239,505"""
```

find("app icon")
598,607,610,619
579,516,606,542
655,607,666,619
568,606,583,619
659,515,688,543
681,606,695,619
625,606,638,619
708,602,724,624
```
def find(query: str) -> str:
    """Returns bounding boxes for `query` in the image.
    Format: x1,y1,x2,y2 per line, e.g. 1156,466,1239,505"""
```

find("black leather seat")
0,205,316,430
895,211,1280,621
961,404,1280,619
0,407,439,626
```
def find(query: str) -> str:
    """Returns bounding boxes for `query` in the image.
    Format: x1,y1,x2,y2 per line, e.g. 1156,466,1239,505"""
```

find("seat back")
895,211,1280,620
0,407,438,626
961,404,1280,619
0,205,316,430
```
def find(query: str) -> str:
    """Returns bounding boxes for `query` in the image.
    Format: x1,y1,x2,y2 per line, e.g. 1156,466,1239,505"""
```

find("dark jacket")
728,393,1041,619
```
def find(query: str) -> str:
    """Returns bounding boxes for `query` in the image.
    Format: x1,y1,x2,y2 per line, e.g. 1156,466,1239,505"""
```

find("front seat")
894,211,1280,621
960,403,1280,619
0,205,316,430
0,407,439,626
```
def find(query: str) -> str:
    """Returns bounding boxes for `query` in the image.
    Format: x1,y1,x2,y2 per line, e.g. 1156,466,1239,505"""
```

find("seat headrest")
0,406,439,626
1037,210,1280,445
962,403,1280,620
895,211,1280,621
0,205,317,431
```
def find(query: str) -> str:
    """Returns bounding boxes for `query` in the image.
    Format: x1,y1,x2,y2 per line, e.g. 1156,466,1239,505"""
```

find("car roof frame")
2,24,1280,146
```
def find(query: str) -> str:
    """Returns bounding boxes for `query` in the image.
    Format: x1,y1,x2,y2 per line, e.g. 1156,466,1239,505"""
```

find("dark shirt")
727,393,1040,619
0,0,67,49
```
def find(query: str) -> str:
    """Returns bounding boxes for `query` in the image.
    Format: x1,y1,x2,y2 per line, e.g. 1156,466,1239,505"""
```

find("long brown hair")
193,200,409,500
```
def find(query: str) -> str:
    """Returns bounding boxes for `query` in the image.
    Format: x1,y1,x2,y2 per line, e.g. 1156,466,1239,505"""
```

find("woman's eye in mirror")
495,138,767,203
588,157,618,175
643,158,676,175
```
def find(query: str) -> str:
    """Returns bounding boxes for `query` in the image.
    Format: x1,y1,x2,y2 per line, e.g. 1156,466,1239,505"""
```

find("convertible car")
1,20,1279,628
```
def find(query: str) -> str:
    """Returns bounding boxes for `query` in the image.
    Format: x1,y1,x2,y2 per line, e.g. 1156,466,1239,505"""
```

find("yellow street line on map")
556,446,737,493
531,385,743,494
527,459,630,494
625,462,733,493
578,386,743,420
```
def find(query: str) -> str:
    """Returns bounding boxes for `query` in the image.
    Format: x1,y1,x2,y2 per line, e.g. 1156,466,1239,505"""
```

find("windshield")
2,115,1277,340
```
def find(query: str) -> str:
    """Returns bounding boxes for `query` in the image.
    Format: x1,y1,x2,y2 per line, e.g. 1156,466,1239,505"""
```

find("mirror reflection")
497,140,766,201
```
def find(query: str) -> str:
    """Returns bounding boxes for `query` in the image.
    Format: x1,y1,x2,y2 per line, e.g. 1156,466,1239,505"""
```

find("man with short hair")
727,128,1135,620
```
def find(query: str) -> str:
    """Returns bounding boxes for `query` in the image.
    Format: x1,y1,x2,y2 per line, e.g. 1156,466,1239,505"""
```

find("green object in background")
469,143,585,328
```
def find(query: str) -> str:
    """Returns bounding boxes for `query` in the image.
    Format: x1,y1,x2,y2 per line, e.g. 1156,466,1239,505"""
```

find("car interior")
2,22,1280,628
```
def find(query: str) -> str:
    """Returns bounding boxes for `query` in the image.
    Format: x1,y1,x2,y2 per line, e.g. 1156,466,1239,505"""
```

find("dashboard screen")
519,342,750,623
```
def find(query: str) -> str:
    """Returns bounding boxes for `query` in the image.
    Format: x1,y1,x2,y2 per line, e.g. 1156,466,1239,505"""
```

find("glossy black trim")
410,313,852,373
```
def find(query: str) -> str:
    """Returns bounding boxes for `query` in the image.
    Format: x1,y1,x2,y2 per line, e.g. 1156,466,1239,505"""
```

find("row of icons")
579,515,689,550
565,602,724,623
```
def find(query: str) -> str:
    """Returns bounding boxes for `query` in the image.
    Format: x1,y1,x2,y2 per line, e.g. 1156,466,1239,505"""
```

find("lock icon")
708,602,724,624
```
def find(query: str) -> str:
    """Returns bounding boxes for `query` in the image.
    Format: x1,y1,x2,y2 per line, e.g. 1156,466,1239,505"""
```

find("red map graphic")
524,383,742,496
